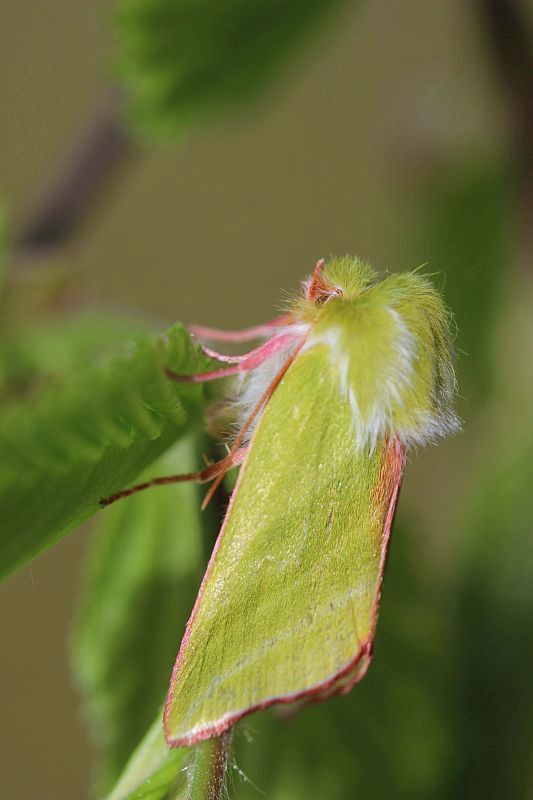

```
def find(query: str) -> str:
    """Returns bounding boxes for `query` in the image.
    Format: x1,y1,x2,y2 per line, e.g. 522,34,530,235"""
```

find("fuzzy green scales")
164,258,458,745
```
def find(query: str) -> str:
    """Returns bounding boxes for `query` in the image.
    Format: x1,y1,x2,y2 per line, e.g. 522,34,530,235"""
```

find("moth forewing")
164,343,406,746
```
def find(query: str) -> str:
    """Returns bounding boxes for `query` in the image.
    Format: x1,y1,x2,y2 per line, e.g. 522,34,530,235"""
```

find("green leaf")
105,721,233,800
0,323,208,581
105,710,186,800
452,428,533,798
0,311,148,405
115,0,349,139
72,438,204,793
417,161,511,402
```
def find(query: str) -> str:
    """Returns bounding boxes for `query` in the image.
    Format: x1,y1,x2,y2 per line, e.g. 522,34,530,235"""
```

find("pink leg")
200,338,305,509
166,363,243,383
100,447,248,507
167,329,306,384
200,345,248,364
189,314,291,344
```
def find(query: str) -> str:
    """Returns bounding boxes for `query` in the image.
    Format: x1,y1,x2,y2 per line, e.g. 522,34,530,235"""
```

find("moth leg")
167,330,304,384
199,345,246,364
100,447,248,508
189,314,290,344
166,363,242,383
200,340,305,509
146,333,306,512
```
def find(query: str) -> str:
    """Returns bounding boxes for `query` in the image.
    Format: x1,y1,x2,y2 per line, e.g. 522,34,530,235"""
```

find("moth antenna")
306,258,326,302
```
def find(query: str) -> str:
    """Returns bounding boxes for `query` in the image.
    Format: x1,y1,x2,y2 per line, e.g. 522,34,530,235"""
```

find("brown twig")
474,0,533,260
13,87,135,266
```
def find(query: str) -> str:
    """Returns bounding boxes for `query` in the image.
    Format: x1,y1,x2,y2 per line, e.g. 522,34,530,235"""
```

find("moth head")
303,256,375,309
296,256,459,450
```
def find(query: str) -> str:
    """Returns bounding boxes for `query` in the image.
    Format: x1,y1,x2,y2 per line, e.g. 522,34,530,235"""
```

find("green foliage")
452,429,533,798
0,312,147,405
0,323,209,581
115,0,349,138
105,711,186,800
418,161,510,401
72,439,204,793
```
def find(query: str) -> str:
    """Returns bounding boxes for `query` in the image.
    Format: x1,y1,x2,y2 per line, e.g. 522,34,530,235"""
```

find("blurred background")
1,0,532,797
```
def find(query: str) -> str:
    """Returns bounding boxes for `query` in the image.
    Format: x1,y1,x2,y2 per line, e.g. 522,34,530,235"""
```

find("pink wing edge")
163,433,406,748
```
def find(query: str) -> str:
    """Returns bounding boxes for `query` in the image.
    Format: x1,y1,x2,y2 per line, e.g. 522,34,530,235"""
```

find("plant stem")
475,0,533,265
186,730,233,800
182,449,235,800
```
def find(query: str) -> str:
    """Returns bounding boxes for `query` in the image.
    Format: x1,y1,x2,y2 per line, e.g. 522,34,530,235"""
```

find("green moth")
105,256,459,746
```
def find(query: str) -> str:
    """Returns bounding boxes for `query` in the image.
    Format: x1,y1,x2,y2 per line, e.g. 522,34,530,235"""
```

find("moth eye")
306,268,343,305
315,287,342,305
